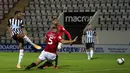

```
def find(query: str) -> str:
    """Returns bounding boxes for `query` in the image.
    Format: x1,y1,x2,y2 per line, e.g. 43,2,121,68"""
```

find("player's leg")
38,52,56,69
25,50,46,70
54,54,58,68
54,42,62,68
90,43,94,59
39,55,58,69
25,58,42,70
17,34,41,49
38,60,53,69
16,36,24,68
38,55,58,69
85,43,91,60
37,55,58,69
86,49,91,60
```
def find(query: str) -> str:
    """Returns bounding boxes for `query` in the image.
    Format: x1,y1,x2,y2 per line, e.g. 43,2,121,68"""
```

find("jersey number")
48,37,53,45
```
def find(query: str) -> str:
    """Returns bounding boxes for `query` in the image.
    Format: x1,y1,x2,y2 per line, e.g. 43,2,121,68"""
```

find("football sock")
90,50,93,58
18,49,24,64
55,55,58,66
87,51,91,60
38,61,53,69
23,35,35,46
25,62,36,70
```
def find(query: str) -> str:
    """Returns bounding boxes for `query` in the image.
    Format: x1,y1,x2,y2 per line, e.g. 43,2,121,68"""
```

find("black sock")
38,61,49,69
55,55,58,66
25,62,36,70
47,61,53,67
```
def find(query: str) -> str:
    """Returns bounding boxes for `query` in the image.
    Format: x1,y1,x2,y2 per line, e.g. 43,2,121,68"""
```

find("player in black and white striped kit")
82,24,98,60
7,11,41,68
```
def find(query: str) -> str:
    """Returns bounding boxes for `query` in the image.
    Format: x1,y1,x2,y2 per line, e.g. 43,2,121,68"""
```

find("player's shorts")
39,50,56,61
12,34,17,40
85,43,94,49
12,34,24,43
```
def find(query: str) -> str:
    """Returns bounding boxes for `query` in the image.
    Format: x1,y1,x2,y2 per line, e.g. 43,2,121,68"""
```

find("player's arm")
82,35,85,44
94,31,99,44
59,36,77,44
7,26,12,39
82,31,86,44
62,26,72,40
95,34,99,44
60,39,75,44
7,20,12,39
21,24,27,35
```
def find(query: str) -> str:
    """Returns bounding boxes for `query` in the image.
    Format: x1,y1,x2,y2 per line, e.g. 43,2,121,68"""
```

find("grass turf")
0,52,130,73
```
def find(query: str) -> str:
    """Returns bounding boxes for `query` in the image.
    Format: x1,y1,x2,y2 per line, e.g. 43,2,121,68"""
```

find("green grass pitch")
0,52,130,73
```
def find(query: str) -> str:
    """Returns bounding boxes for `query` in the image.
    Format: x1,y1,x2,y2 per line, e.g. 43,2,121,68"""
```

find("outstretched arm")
82,35,85,44
21,24,27,35
60,36,78,44
7,26,12,40
7,20,12,40
95,34,99,44
62,27,72,40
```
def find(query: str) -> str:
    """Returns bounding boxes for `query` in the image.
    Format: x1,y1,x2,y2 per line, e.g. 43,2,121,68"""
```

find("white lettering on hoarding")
65,16,92,22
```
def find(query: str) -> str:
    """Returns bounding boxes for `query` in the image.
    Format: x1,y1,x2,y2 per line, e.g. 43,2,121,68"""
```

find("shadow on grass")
10,68,35,71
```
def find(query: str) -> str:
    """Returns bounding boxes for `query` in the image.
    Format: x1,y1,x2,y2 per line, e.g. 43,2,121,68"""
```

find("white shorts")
39,50,56,61
57,42,62,49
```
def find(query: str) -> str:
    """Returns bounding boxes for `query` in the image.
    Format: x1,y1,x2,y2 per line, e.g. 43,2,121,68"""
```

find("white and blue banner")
0,44,130,54
0,44,46,52
60,44,130,54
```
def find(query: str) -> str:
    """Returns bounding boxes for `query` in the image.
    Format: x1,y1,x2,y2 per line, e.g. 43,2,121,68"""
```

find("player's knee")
90,48,93,50
18,43,23,49
21,34,25,38
19,45,23,49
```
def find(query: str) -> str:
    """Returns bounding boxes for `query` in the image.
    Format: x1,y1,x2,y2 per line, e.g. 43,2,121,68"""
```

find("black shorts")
85,43,94,49
12,34,17,40
13,34,24,43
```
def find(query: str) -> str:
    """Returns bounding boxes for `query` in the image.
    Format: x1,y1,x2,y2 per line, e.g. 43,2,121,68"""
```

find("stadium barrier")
0,44,130,54
0,44,45,52
61,44,130,54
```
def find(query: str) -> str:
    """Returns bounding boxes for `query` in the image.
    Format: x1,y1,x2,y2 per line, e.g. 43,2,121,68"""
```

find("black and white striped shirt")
8,17,24,36
83,29,96,43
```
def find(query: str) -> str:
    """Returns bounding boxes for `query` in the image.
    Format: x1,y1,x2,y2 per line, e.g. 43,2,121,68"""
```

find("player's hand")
73,36,78,42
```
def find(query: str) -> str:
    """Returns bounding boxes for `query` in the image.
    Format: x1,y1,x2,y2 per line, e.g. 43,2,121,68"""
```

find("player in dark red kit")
25,27,77,70
51,18,72,41
49,18,72,68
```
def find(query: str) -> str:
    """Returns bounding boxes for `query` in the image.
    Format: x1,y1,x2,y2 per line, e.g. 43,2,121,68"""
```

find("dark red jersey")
44,31,62,54
49,25,72,40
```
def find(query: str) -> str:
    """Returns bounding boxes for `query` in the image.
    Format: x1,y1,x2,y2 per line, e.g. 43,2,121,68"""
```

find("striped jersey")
83,29,96,43
8,17,24,36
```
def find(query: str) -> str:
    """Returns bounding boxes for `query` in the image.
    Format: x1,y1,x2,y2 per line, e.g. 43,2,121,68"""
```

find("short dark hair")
15,10,21,15
52,18,57,21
